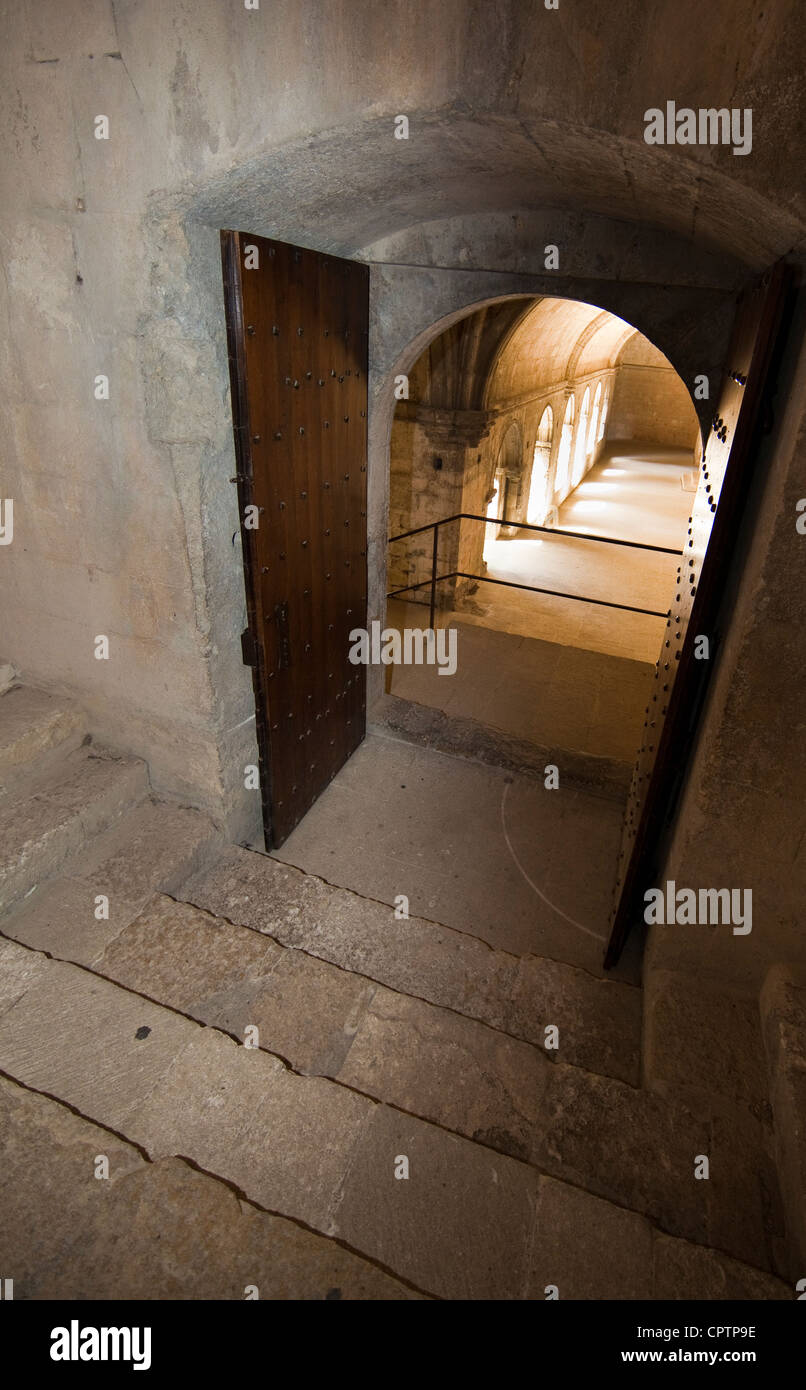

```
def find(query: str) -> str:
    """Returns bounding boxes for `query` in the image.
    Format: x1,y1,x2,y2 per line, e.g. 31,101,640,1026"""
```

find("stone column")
391,405,494,612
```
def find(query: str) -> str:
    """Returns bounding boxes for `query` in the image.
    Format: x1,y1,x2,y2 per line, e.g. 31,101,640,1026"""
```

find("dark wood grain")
221,232,369,847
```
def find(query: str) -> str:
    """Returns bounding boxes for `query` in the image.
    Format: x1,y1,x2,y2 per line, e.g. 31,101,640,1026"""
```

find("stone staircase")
0,682,795,1300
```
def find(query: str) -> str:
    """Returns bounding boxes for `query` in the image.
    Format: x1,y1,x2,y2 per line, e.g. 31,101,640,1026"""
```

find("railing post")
429,522,439,630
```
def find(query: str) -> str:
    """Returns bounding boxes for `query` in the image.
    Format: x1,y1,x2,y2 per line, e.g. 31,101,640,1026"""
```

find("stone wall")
1,0,803,851
608,337,702,449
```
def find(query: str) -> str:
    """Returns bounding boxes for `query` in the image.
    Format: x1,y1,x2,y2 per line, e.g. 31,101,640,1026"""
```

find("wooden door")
605,264,791,967
221,231,369,848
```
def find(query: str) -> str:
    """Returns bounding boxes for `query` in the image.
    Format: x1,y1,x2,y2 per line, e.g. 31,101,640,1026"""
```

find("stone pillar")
389,405,494,612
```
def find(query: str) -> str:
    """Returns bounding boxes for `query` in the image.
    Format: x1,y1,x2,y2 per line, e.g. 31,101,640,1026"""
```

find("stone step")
0,746,150,913
182,844,642,1087
35,889,583,1168
79,894,787,1273
3,879,789,1279
0,1075,421,1300
373,691,633,801
1,798,223,965
0,935,789,1300
0,684,86,790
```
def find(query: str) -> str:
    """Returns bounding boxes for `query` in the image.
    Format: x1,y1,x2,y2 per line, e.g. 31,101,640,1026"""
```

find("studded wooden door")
221,231,369,848
604,263,790,967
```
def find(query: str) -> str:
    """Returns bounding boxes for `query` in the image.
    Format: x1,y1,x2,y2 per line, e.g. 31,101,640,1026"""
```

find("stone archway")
135,146,746,838
493,420,525,540
527,405,555,525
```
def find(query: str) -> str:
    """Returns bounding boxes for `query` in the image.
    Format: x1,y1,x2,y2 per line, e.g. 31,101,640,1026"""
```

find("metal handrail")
388,511,681,554
386,512,681,628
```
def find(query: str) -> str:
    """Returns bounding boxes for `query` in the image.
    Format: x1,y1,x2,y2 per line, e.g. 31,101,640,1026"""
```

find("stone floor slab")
330,1102,540,1299
97,893,285,1014
0,1077,419,1300
71,798,221,903
2,875,144,967
533,1064,711,1249
528,1175,654,1299
509,952,641,1085
269,732,624,973
123,1027,375,1232
96,895,553,1163
0,955,196,1130
652,1232,791,1300
183,846,641,1085
337,985,549,1163
0,937,53,1019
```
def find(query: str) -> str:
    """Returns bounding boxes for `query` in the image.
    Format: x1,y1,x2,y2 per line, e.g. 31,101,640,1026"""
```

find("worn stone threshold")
371,693,632,802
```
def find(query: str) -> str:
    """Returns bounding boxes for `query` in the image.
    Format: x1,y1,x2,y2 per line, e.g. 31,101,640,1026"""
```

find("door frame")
604,262,793,967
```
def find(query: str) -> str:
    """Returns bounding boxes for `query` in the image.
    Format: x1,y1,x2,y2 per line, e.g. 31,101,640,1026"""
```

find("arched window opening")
572,386,591,488
597,386,610,442
527,405,554,524
587,381,602,458
554,395,575,501
485,468,505,547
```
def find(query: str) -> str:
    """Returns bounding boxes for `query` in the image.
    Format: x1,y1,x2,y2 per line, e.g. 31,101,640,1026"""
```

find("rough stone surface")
0,1077,420,1300
652,1233,791,1301
644,970,767,1107
0,937,788,1300
529,1177,654,1300
94,894,550,1162
0,749,149,911
1,875,144,968
761,966,806,1074
0,664,18,696
69,797,223,905
1,800,220,967
183,846,642,1085
535,1064,711,1249
373,693,632,800
707,1103,785,1276
510,952,642,1087
0,955,196,1130
0,685,84,778
123,1028,375,1233
330,1103,540,1300
98,893,286,1016
534,1063,785,1276
336,983,549,1164
0,936,51,1019
761,967,806,1272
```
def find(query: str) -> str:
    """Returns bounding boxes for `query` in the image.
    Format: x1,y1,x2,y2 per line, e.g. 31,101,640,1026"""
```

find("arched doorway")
485,422,522,553
597,386,610,443
527,405,554,525
572,385,591,488
587,381,603,460
485,467,505,546
554,394,575,502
